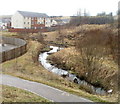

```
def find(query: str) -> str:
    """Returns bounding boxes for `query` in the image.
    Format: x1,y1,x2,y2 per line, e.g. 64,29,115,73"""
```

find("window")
31,21,34,24
31,26,34,29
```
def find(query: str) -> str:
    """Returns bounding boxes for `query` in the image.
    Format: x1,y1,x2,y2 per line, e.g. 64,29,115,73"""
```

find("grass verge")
2,85,49,102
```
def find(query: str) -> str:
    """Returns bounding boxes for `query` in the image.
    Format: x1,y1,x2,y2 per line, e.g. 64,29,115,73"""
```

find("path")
0,74,93,102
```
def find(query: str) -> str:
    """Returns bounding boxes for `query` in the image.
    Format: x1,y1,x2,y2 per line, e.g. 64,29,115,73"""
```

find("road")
0,74,93,102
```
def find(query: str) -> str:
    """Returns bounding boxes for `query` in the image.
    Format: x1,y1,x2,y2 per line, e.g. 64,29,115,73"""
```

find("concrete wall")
0,36,27,63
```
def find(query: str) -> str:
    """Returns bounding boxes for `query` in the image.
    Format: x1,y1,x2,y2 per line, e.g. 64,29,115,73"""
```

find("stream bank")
45,46,118,94
39,46,109,95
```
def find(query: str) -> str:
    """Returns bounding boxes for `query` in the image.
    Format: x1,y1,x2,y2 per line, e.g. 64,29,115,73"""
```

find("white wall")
51,19,58,26
45,18,50,27
37,17,53,27
46,19,58,26
12,11,55,28
37,18,44,24
11,11,24,28
23,17,31,29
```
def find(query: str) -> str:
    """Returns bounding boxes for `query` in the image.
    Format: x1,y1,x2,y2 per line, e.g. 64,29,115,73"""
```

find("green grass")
2,85,50,102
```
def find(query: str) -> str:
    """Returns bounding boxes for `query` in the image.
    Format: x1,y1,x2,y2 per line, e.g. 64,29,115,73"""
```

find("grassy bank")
46,25,118,102
47,47,118,90
2,85,49,102
1,32,117,102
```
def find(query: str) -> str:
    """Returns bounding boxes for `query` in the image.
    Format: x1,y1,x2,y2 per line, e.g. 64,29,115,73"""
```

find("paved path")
0,74,93,102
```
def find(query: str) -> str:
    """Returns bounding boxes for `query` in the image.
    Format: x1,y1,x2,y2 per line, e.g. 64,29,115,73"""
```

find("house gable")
11,11,24,28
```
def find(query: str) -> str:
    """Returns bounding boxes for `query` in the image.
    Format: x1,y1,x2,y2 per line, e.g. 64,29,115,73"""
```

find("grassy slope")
48,47,118,101
1,31,117,102
48,47,118,82
46,24,118,102
2,85,49,102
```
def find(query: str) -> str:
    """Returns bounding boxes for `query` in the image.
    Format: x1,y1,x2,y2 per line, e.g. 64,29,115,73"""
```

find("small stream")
39,46,106,95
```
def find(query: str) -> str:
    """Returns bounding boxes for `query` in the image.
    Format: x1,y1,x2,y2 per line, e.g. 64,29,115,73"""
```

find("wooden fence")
0,36,27,63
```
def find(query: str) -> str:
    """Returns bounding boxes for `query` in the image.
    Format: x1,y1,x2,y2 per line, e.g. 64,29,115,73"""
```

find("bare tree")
75,29,110,79
57,25,66,48
37,31,45,44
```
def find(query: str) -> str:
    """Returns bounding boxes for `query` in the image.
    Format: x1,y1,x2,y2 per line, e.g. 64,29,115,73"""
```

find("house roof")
54,19,63,23
62,19,70,23
17,11,49,18
0,15,11,23
0,15,12,19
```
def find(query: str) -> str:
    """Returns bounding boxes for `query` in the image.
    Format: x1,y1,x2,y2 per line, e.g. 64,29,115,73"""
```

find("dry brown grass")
43,31,59,42
47,47,118,102
1,29,118,102
2,40,65,84
48,24,118,102
42,24,118,47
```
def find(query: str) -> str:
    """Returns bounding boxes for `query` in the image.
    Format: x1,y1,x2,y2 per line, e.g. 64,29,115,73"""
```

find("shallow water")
39,46,106,95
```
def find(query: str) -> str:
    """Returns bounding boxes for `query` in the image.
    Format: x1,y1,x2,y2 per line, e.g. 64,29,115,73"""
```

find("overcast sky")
0,0,119,16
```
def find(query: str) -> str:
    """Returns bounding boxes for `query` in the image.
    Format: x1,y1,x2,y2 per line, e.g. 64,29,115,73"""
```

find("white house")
11,11,52,29
50,16,71,26
50,19,58,26
0,15,11,29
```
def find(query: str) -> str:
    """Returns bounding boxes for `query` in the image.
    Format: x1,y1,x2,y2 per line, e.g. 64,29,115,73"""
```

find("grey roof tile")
18,11,49,18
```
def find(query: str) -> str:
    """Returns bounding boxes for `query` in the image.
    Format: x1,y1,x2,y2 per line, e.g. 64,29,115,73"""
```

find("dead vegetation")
1,25,118,102
47,24,118,100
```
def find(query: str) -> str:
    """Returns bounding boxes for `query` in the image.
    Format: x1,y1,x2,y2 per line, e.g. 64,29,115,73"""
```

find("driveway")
0,74,93,102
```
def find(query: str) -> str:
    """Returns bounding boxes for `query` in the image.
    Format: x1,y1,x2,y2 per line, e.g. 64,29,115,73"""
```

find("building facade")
11,11,52,29
0,15,11,30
